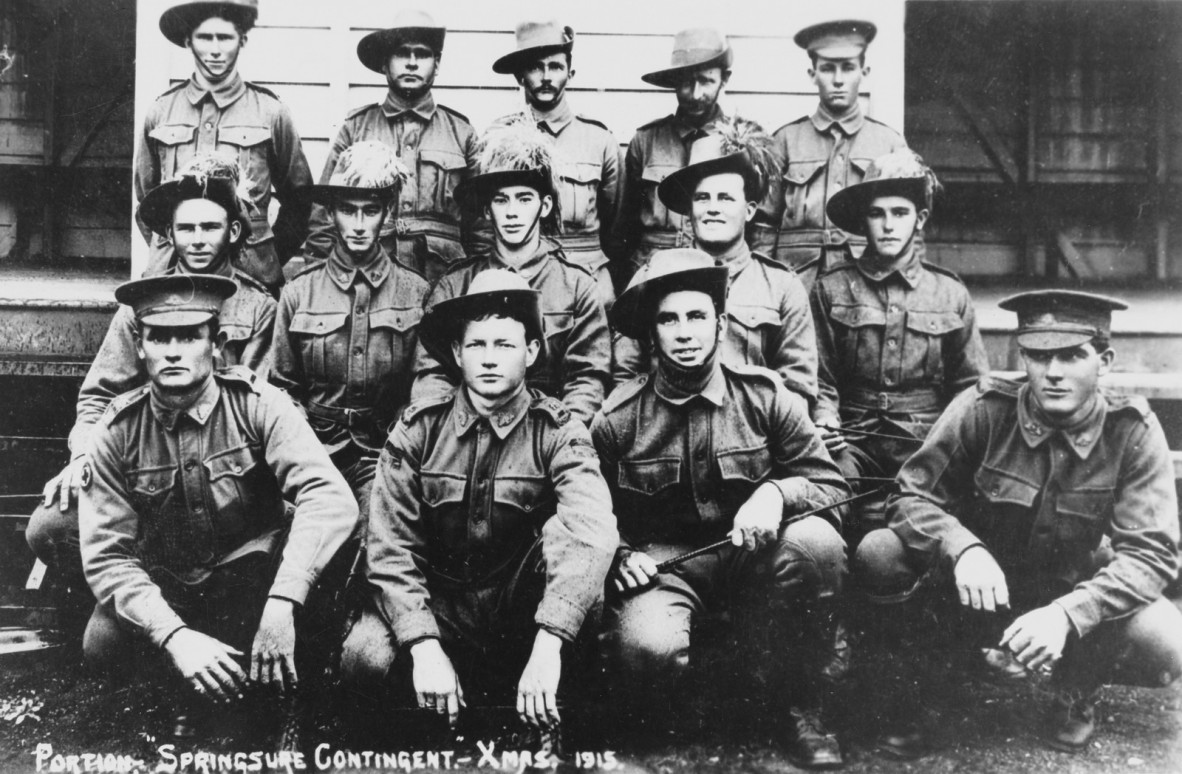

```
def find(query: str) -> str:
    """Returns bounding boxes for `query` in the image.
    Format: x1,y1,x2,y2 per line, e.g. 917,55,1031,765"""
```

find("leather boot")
784,705,843,770
1044,688,1099,753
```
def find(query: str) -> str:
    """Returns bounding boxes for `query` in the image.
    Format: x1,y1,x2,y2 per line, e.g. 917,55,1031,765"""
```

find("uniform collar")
531,97,574,135
326,243,391,290
185,72,246,109
672,104,724,141
150,376,220,431
811,101,865,136
489,238,560,281
382,90,437,121
854,243,924,288
1017,383,1107,460
452,387,532,440
654,361,727,407
706,240,753,278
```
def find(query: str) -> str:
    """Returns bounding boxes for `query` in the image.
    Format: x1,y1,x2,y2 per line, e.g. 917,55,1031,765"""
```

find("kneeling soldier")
593,250,850,768
342,270,617,738
854,291,1182,756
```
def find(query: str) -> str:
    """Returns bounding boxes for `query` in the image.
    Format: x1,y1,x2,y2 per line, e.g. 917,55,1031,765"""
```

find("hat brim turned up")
825,177,929,237
356,27,446,73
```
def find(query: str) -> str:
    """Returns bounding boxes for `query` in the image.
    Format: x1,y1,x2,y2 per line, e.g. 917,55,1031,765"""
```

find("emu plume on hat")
137,152,255,242
308,141,411,206
658,114,777,215
454,114,563,226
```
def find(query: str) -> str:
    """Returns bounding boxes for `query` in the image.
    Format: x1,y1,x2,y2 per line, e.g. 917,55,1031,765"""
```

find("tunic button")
889,305,899,313
194,504,204,512
884,377,894,386
887,338,898,349
148,483,156,491
354,347,363,356
204,122,212,129
184,460,196,471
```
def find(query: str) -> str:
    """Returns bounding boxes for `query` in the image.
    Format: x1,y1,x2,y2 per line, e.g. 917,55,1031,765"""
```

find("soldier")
611,28,733,278
812,150,988,541
490,19,622,307
137,0,313,294
854,291,1182,756
340,270,617,740
29,155,276,608
411,120,611,425
615,117,818,413
303,9,482,284
271,142,430,515
594,251,851,769
79,274,357,741
755,20,907,285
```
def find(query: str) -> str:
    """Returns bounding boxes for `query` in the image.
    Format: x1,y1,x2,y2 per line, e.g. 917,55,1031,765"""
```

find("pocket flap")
218,125,271,148
850,157,874,175
148,123,196,146
729,304,780,330
289,311,348,335
420,148,467,171
421,472,467,507
905,311,965,336
543,311,574,338
830,304,886,329
618,457,681,495
974,466,1039,507
560,161,603,184
128,465,176,496
784,160,826,185
716,446,772,483
494,476,549,512
370,307,424,333
641,164,679,184
220,322,252,343
1056,490,1114,522
204,445,259,482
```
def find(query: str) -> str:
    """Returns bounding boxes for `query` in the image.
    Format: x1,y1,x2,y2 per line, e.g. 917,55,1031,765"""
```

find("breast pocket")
421,471,469,549
418,148,468,216
148,123,197,179
727,305,780,365
204,445,262,536
617,457,682,497
904,310,965,382
829,303,886,375
127,465,177,511
558,161,604,229
369,306,424,378
717,446,774,515
1053,490,1113,552
288,311,349,383
641,164,679,227
218,125,272,202
971,464,1040,541
492,475,552,542
781,159,826,228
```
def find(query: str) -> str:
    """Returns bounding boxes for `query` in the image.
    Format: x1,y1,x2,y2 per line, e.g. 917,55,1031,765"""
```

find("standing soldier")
271,142,430,515
611,28,733,278
490,19,622,307
137,0,313,294
341,270,617,743
595,251,850,769
303,9,481,283
756,20,907,286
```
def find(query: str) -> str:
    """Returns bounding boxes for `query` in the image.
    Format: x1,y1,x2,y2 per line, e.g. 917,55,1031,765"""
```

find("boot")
784,705,843,770
816,603,852,686
1044,688,1099,753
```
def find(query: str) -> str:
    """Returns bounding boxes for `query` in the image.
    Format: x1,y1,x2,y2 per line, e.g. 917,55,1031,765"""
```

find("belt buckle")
876,393,891,411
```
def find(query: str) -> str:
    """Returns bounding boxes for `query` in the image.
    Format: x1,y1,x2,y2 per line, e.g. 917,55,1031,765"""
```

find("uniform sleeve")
69,307,147,456
1055,414,1179,637
750,130,787,256
134,105,163,245
559,278,611,424
809,278,842,424
364,418,441,646
598,134,623,262
300,122,352,261
236,294,277,379
611,334,646,387
80,420,188,647
769,272,819,410
267,103,314,264
766,381,850,530
535,419,619,641
943,287,991,399
590,410,633,555
267,286,307,401
608,134,644,261
409,274,461,403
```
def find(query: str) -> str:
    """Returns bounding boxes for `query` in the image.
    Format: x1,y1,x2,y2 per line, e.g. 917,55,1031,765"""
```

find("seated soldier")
854,291,1182,757
813,150,988,541
80,275,357,743
411,118,611,425
29,155,276,607
593,250,850,769
341,270,617,745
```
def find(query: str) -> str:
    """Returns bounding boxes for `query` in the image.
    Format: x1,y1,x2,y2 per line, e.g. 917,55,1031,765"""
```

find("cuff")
268,569,314,606
770,477,810,512
940,528,986,570
392,611,442,648
147,611,189,649
535,593,585,643
1055,589,1102,639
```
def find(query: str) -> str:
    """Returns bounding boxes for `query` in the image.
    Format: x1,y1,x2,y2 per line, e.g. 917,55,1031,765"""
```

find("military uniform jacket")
80,369,358,647
271,245,430,454
755,104,906,266
887,377,1179,638
135,73,313,263
366,387,617,647
491,100,622,273
591,362,848,549
411,240,611,425
69,268,275,457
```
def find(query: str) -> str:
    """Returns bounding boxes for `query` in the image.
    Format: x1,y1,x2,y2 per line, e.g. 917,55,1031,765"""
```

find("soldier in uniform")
615,118,818,413
411,121,611,426
490,19,622,307
79,274,357,740
271,142,430,516
136,0,313,294
756,20,907,286
854,291,1182,756
812,150,988,540
30,155,276,611
303,9,482,284
340,270,617,740
594,251,851,769
611,28,733,279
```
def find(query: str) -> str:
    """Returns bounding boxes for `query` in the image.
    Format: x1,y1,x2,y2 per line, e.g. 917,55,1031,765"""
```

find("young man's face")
691,172,754,253
865,195,926,261
452,314,540,402
488,185,553,248
137,322,218,395
384,42,439,99
653,290,722,369
809,55,867,116
331,195,387,261
171,198,239,271
1021,342,1113,423
188,17,244,83
518,53,572,110
674,66,728,123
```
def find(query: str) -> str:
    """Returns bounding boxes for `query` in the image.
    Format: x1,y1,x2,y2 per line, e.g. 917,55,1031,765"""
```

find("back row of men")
26,0,1182,769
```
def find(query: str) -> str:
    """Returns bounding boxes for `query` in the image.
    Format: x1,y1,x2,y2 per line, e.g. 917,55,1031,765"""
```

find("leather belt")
844,387,943,413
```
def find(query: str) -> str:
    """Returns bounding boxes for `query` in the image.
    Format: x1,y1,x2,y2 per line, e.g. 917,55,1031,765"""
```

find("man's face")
137,323,218,395
187,17,244,83
653,290,721,369
809,55,867,115
331,195,387,261
865,196,926,261
1022,343,1113,422
171,198,238,271
674,66,727,123
452,314,540,401
691,172,754,252
384,42,439,98
518,53,572,110
488,185,552,248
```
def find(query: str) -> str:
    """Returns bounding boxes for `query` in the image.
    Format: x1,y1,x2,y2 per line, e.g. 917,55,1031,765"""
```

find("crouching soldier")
79,275,357,743
341,270,617,742
854,291,1182,757
593,251,851,769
